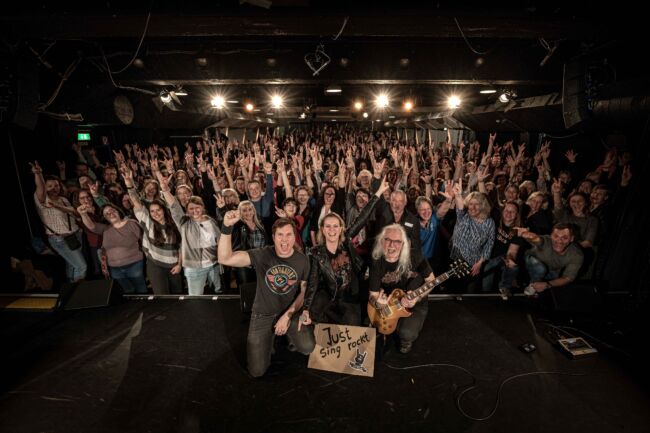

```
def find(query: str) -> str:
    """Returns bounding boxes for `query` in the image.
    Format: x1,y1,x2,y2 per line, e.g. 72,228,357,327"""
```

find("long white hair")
371,224,412,279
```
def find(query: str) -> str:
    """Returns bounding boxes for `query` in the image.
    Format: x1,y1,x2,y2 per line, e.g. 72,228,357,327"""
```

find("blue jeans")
109,260,148,294
48,232,87,282
525,255,560,283
482,256,519,292
184,265,221,295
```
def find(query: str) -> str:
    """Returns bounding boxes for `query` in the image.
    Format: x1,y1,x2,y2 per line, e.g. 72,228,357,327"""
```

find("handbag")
63,232,82,250
43,214,82,251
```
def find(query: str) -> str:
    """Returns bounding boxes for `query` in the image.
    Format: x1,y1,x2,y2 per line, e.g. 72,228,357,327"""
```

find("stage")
1,298,648,433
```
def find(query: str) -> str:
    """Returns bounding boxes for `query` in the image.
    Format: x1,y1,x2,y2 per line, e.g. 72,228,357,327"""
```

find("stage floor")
1,298,648,433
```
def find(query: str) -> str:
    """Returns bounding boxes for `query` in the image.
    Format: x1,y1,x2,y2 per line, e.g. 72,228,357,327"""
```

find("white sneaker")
523,284,537,296
498,287,511,300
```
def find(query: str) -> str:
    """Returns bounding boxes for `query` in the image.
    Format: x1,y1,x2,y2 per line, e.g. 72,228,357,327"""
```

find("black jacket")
304,195,380,310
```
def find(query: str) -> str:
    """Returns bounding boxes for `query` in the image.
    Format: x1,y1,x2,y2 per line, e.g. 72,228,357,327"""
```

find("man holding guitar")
368,223,436,354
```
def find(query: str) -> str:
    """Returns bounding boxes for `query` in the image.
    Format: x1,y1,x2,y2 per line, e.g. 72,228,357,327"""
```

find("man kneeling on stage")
219,212,311,378
369,224,435,354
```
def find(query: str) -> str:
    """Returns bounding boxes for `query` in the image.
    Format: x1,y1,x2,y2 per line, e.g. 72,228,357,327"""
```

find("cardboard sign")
307,323,376,377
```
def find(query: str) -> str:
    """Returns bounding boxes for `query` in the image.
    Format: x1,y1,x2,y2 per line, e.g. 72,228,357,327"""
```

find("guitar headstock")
449,259,471,278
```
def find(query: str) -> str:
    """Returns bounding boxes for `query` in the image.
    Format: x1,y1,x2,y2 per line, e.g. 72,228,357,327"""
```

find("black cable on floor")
384,362,587,421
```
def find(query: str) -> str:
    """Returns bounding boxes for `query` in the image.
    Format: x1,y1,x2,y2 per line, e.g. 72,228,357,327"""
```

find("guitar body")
367,289,413,335
366,260,470,336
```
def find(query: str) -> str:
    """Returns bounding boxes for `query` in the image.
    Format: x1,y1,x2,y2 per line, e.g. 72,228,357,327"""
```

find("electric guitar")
367,259,471,335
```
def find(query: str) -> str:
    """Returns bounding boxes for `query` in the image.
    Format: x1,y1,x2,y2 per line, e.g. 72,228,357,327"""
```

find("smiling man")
513,223,584,296
219,214,310,378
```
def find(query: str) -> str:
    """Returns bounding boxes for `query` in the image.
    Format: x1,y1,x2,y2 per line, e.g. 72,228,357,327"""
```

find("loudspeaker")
60,279,114,310
562,61,590,129
239,282,256,314
10,58,40,130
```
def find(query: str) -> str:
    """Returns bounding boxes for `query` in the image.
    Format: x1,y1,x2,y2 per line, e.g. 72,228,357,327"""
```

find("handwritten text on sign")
308,323,376,377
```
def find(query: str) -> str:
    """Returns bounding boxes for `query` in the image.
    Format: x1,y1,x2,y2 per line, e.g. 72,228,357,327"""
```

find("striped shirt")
134,207,180,268
450,208,495,265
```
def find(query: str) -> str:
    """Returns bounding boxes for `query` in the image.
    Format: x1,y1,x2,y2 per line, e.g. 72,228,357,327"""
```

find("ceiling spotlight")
325,85,342,94
245,103,254,112
329,109,339,112
362,112,368,118
354,101,363,110
375,94,389,108
195,57,208,67
227,100,239,104
266,58,277,67
480,89,497,94
403,100,414,111
133,58,145,69
271,95,283,108
399,58,410,69
299,112,306,119
339,57,350,68
174,87,188,96
160,91,172,104
498,90,517,103
211,96,226,109
448,95,461,109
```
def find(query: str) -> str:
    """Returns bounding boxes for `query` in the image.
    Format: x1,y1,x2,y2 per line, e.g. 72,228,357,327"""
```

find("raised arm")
121,164,143,211
218,210,253,267
30,161,46,204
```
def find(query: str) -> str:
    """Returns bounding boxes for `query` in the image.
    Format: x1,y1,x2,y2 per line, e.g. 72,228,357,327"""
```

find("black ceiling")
1,1,645,129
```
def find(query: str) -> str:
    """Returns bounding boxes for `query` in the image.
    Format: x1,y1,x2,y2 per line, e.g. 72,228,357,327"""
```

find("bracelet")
221,225,233,235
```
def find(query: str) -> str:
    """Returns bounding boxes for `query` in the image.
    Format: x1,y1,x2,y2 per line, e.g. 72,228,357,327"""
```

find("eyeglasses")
383,237,403,247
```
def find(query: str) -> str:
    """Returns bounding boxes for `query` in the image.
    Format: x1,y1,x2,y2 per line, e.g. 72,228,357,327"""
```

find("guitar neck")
405,272,452,300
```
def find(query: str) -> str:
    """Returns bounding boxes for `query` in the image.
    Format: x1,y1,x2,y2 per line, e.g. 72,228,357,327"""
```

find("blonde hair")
238,200,263,228
464,191,491,219
371,224,412,279
316,212,346,246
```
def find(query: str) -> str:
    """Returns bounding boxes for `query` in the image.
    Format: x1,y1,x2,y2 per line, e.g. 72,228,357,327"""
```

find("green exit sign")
78,132,91,141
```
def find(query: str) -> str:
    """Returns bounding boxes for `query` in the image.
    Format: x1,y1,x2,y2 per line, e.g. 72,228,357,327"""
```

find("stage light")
245,103,254,112
498,90,516,103
211,96,226,109
354,101,363,110
362,112,368,118
403,100,414,111
299,113,306,119
227,99,239,104
480,89,497,94
329,109,339,112
448,95,461,109
160,91,172,104
195,57,208,67
271,95,283,108
375,94,389,108
325,85,342,94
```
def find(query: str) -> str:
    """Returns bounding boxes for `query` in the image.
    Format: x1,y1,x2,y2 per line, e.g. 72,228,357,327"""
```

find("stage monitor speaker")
239,282,256,314
61,279,114,310
562,61,590,129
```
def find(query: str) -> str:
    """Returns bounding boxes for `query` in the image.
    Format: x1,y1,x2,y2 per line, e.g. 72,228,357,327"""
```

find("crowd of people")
27,127,633,376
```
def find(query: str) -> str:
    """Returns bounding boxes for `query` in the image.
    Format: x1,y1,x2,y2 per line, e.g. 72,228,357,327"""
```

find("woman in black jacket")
299,177,389,328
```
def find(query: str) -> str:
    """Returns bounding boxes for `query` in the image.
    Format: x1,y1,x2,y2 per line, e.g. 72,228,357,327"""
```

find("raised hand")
440,180,455,200
29,161,43,175
551,178,562,194
564,149,578,163
275,206,287,218
223,209,241,227
56,160,66,172
621,164,632,186
214,193,225,209
376,175,390,197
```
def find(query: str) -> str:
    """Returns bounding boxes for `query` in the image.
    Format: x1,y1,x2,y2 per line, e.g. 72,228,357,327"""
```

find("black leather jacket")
304,195,380,310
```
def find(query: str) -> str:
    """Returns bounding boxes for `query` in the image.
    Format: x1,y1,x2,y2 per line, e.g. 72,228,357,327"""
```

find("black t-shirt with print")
248,246,310,315
369,255,432,295
491,222,526,258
